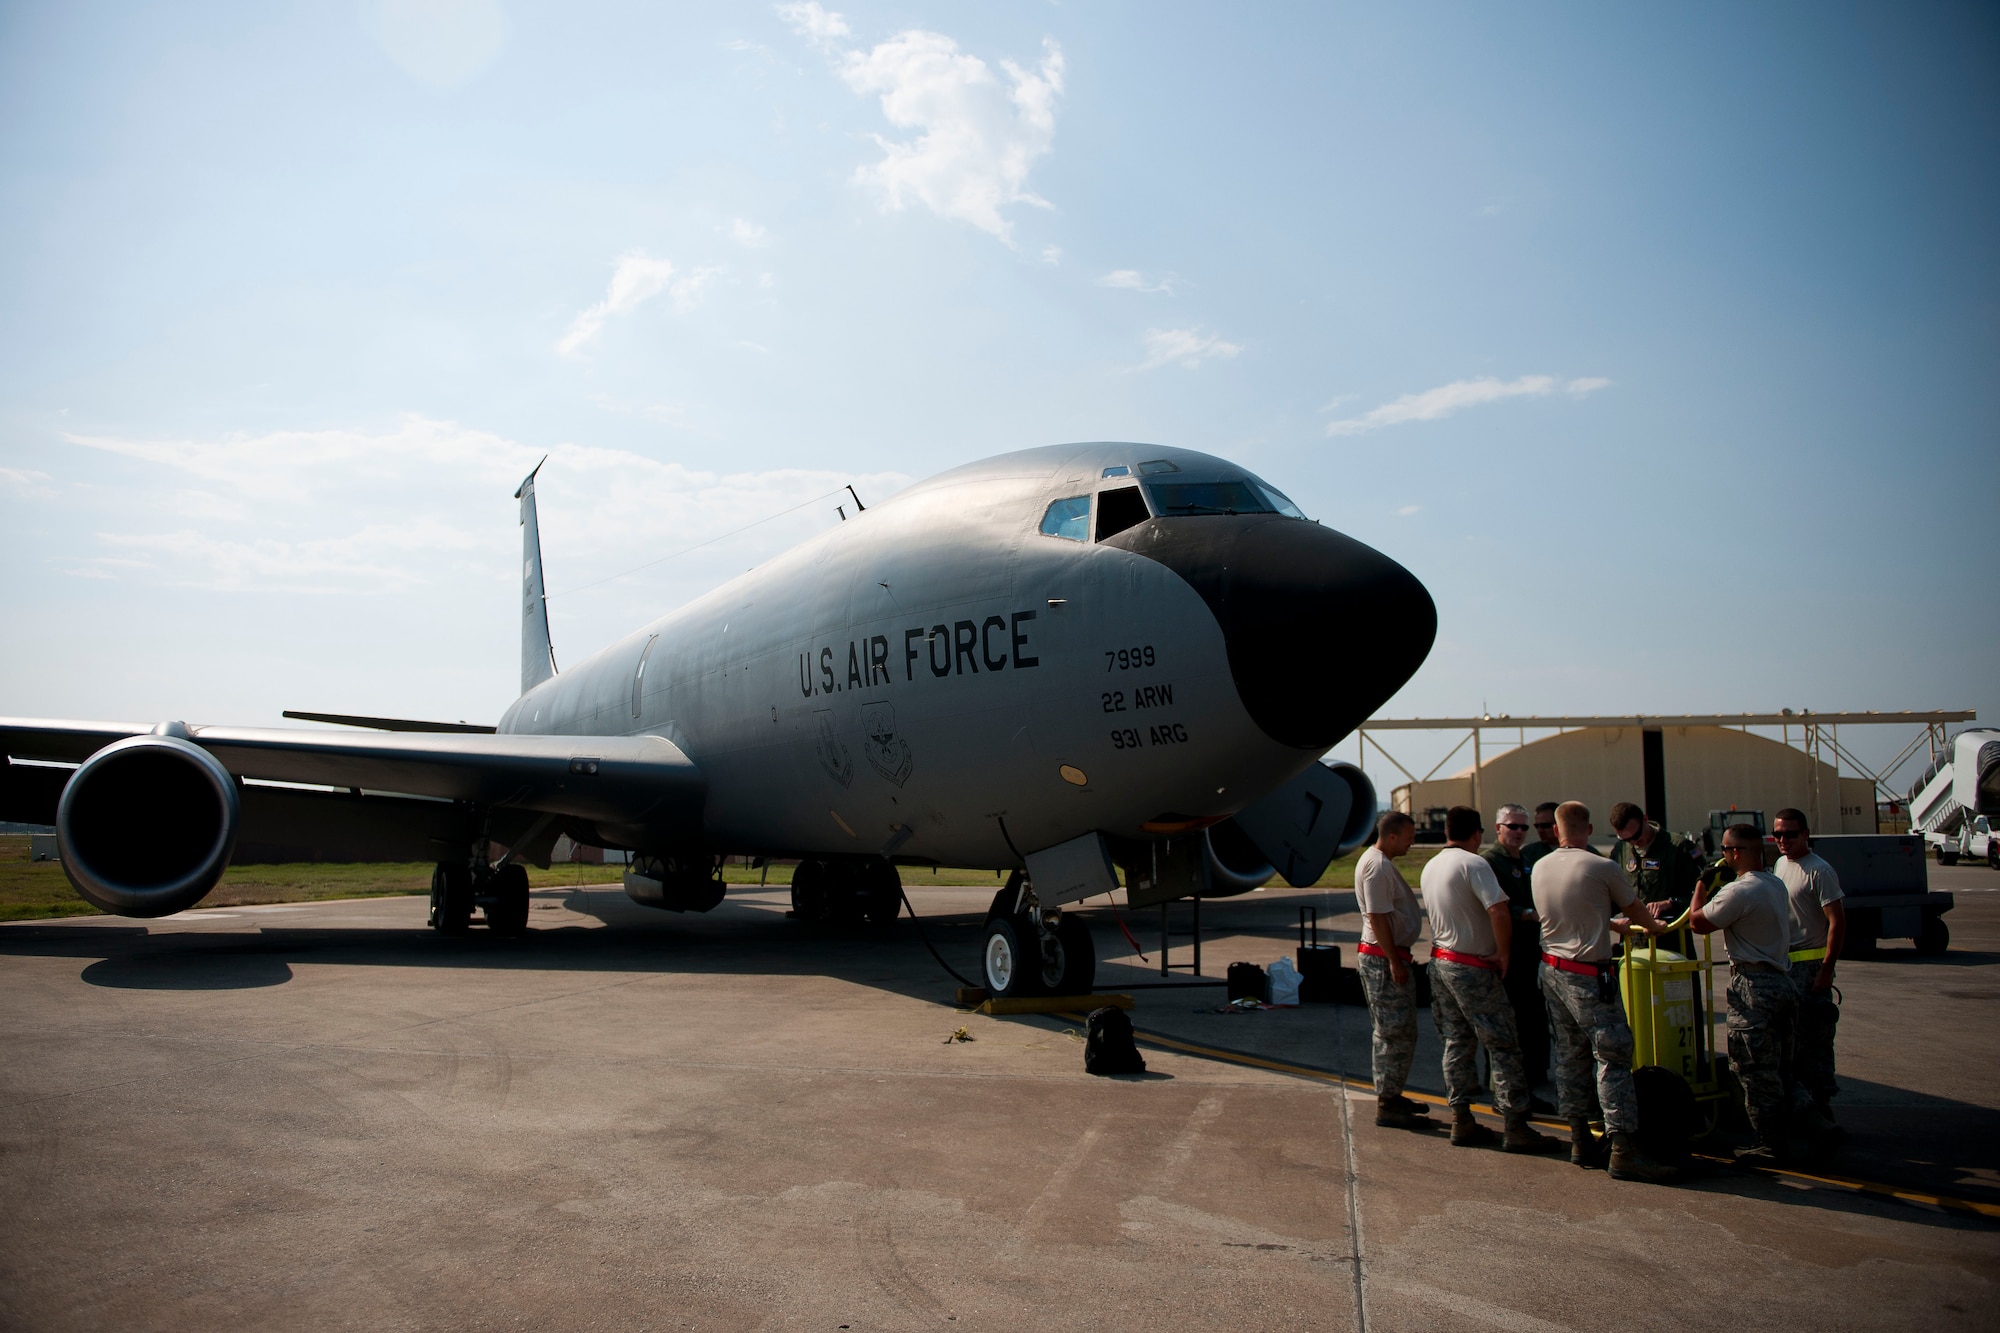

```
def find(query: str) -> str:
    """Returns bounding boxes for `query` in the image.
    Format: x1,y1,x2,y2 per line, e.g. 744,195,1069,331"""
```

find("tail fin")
515,459,557,696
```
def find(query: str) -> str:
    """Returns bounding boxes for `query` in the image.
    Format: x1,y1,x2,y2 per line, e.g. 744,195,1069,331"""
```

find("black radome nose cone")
1103,515,1436,749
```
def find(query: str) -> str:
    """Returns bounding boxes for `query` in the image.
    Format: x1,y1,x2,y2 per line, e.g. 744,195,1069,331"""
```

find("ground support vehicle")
1811,834,1952,955
1619,922,1743,1164
1908,728,2000,868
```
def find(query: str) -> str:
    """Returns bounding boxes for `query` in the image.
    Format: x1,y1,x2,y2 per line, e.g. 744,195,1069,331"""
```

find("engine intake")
57,732,240,917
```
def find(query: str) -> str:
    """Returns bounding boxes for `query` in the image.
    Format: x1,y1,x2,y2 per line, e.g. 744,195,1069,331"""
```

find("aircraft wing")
0,717,705,838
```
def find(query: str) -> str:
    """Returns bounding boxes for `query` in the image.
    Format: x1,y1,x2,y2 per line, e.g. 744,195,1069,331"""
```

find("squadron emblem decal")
811,708,854,788
860,701,914,787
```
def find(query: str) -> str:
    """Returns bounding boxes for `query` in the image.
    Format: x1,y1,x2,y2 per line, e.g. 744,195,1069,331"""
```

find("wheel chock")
976,993,1135,1016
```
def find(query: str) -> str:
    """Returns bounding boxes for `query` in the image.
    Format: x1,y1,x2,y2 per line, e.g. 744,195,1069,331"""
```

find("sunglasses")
1723,843,1761,854
1498,822,1529,831
1533,821,1555,830
1773,829,1805,840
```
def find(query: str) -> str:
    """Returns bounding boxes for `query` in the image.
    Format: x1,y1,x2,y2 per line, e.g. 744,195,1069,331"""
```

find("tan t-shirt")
1419,847,1507,957
1776,851,1845,950
1530,847,1636,962
1703,870,1792,969
1356,846,1421,948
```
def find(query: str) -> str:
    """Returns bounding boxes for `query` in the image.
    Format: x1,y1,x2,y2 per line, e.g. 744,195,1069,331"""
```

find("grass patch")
0,836,1448,922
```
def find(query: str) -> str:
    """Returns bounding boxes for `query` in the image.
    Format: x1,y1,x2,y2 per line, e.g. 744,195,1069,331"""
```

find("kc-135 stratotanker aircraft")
1,443,1435,998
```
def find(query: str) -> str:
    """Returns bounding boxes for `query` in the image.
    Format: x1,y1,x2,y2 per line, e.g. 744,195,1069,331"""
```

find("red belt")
1542,952,1610,976
1358,941,1411,961
1431,947,1498,970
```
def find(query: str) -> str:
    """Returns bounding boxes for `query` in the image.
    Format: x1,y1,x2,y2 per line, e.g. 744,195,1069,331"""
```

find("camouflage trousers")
1431,960,1528,1116
1726,967,1800,1134
1540,964,1638,1133
1357,952,1418,1098
1789,960,1840,1108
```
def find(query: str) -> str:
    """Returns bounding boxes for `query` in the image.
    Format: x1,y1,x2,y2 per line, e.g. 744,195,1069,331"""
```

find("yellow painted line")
1049,1011,2000,1223
979,993,1133,1016
1692,1154,2000,1221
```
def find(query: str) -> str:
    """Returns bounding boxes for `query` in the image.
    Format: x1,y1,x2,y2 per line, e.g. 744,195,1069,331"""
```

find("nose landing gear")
980,872,1095,999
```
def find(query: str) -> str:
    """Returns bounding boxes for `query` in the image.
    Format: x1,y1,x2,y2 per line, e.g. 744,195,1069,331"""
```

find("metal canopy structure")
1350,710,1977,822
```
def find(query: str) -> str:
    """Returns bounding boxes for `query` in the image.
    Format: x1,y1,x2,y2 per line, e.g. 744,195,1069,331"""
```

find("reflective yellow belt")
1788,946,1828,963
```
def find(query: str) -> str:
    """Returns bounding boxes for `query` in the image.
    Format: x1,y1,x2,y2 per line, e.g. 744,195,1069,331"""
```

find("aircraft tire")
1054,915,1095,996
488,864,530,936
982,915,1041,998
1940,848,1959,867
432,862,473,936
790,859,830,926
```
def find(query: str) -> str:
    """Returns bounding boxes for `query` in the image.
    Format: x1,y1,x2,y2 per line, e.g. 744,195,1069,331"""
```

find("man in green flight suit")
1609,801,1703,952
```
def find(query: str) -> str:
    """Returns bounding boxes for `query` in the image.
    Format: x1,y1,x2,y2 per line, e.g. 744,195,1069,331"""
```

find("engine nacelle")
1203,819,1276,897
623,850,726,913
1324,761,1378,857
57,730,241,917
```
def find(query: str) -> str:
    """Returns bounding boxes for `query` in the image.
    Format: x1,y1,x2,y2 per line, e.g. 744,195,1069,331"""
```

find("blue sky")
2,1,1993,789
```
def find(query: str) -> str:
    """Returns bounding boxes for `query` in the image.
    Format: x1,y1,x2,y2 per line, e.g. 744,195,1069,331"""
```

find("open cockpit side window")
1094,486,1150,541
1039,495,1092,541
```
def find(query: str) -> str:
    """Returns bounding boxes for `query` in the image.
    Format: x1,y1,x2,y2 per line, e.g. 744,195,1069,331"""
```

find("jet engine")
56,731,241,917
1202,818,1277,897
623,850,726,913
1204,760,1379,896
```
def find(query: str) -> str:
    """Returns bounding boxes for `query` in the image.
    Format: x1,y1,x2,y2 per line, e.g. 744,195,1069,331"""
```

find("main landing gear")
429,860,531,937
981,871,1094,1000
789,857,902,929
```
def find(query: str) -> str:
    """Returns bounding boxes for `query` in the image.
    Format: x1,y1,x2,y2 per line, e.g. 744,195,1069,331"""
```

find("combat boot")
1607,1131,1681,1184
1450,1106,1496,1147
1383,1093,1431,1119
1502,1115,1555,1154
1374,1094,1419,1129
1568,1118,1605,1169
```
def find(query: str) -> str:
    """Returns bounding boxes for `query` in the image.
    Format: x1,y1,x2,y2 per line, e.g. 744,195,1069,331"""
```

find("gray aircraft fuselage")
500,443,1433,870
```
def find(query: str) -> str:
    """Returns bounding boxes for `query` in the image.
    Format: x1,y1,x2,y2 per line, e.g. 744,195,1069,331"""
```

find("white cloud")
785,11,1063,245
1,466,53,495
1133,327,1242,372
1097,269,1178,295
557,251,713,357
61,418,911,603
730,218,771,248
1396,504,1421,516
1325,374,1611,436
777,1,849,49
1040,245,1062,265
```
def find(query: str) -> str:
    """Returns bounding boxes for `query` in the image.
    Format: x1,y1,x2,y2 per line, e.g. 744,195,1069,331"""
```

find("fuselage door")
632,634,659,719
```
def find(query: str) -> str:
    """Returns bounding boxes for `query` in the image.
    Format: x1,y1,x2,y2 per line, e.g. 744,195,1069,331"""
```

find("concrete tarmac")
2,863,1996,1330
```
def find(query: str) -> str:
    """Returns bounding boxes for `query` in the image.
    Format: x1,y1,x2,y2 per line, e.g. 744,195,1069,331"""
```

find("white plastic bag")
1266,956,1302,1006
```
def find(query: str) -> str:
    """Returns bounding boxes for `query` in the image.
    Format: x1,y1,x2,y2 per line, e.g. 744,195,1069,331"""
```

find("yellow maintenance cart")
1618,907,1746,1162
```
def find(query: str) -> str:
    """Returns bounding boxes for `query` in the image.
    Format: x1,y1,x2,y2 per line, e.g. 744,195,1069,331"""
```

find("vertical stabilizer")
515,459,556,696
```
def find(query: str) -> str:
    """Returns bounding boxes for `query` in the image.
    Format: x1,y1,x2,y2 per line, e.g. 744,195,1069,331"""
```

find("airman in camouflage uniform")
1355,811,1428,1129
1694,823,1805,1161
1610,802,1703,952
1532,802,1678,1182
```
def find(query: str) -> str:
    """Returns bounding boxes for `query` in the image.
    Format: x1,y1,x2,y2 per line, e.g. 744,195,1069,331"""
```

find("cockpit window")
1256,482,1306,519
1095,486,1150,541
1144,480,1275,516
1138,459,1180,475
1101,465,1130,478
1039,495,1091,541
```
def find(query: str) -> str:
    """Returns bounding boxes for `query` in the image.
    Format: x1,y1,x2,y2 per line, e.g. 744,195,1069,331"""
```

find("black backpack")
1084,1006,1146,1076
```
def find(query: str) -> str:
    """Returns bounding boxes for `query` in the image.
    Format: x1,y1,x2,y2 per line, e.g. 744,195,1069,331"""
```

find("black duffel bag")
1084,1006,1147,1076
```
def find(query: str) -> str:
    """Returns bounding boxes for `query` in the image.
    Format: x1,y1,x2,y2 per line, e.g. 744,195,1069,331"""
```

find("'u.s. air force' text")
799,611,1039,697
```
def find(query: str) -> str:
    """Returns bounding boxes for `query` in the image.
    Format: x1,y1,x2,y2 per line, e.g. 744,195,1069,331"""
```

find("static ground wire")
899,885,980,990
